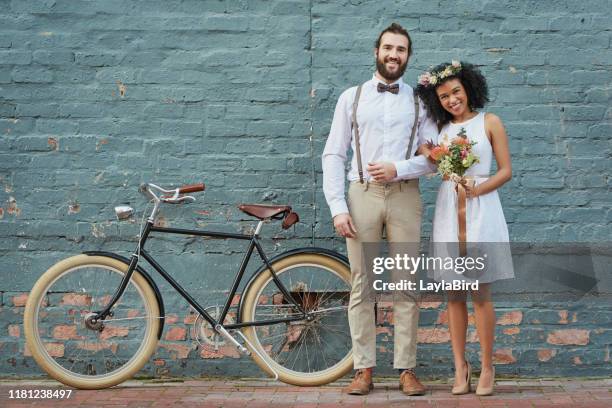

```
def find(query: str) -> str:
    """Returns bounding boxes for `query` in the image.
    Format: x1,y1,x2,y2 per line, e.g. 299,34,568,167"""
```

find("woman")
416,61,514,396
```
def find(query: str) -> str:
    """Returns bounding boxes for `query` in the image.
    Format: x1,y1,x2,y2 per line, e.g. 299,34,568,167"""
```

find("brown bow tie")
377,83,399,94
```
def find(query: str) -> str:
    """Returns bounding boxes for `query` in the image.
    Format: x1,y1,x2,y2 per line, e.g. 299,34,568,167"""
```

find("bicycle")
24,182,353,389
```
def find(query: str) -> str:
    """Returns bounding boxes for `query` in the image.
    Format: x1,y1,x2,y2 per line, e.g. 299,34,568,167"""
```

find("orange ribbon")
449,175,475,257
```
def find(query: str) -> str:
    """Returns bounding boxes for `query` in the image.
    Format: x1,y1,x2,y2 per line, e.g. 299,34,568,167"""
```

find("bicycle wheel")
240,252,353,386
23,254,160,389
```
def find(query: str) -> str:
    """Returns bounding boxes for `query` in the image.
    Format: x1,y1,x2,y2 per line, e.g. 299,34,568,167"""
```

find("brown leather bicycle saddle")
238,204,299,229
239,204,290,219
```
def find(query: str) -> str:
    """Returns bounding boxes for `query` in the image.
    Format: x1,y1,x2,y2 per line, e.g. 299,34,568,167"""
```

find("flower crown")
418,60,462,87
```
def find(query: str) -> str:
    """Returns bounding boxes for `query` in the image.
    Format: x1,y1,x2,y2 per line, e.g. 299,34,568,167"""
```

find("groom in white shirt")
322,23,437,396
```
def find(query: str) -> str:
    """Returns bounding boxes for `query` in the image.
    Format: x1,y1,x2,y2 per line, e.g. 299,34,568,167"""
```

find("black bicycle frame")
96,220,307,330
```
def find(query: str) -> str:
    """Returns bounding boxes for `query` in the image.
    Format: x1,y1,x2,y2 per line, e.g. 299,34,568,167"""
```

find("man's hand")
366,162,397,182
333,213,357,238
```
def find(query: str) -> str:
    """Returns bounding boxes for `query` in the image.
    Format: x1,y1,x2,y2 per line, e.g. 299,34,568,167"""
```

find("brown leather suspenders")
351,83,420,183
351,84,365,183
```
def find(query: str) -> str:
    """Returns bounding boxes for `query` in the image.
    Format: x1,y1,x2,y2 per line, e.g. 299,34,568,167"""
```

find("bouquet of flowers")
427,127,479,178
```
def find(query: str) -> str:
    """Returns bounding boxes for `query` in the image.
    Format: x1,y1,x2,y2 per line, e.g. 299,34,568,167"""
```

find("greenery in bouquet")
427,127,479,177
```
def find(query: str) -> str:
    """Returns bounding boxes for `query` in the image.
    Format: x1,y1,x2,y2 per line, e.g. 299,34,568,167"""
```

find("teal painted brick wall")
0,1,610,379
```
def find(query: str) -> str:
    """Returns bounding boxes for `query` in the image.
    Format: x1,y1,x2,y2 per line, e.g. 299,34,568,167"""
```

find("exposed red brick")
161,343,192,359
503,327,520,335
437,310,476,326
184,312,198,324
558,310,569,324
200,348,223,359
537,349,556,362
417,328,450,343
165,326,187,341
497,310,523,325
492,348,516,364
220,346,240,358
153,359,165,366
547,329,590,346
45,342,65,357
286,325,304,343
437,310,448,325
61,293,92,306
24,342,64,357
420,301,442,309
573,356,583,365
99,326,129,340
47,137,58,151
13,293,29,307
164,314,179,324
53,325,82,340
230,294,240,306
76,341,118,354
95,138,108,151
8,325,20,337
7,196,20,216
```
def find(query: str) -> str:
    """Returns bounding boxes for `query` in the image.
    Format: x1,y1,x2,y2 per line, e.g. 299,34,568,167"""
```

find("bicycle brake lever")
163,195,196,204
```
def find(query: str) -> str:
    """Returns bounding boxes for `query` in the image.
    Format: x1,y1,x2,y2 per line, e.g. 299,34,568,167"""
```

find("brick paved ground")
1,377,611,407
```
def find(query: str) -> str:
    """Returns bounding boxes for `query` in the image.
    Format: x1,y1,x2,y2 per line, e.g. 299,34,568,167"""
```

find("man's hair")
375,23,412,57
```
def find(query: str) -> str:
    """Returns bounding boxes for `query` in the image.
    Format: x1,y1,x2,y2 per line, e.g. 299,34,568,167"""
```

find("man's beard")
375,55,408,82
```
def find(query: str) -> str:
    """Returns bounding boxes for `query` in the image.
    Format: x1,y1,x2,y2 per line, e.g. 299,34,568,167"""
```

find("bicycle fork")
94,221,155,322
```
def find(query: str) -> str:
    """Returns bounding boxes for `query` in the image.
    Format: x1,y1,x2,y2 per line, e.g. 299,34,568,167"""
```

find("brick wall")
0,0,610,379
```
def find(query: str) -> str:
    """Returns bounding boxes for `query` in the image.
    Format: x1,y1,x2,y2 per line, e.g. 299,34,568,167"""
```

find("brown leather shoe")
344,369,374,395
399,370,426,396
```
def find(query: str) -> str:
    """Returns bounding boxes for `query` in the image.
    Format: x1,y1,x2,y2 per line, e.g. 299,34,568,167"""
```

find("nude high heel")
475,366,495,396
451,361,472,395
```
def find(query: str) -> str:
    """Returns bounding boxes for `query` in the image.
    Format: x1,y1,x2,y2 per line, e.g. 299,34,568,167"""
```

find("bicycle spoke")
31,262,154,381
243,257,352,380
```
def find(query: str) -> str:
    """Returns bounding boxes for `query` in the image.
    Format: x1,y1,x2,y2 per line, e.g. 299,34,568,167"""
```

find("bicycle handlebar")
139,182,204,205
178,183,205,194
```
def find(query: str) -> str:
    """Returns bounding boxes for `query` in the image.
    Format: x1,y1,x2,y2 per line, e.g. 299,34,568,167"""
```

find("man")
322,23,438,396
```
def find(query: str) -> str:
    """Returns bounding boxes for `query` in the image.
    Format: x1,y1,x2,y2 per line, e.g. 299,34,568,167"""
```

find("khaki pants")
346,180,422,369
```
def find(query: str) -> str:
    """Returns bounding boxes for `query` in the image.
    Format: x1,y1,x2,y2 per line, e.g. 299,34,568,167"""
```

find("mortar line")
308,0,316,246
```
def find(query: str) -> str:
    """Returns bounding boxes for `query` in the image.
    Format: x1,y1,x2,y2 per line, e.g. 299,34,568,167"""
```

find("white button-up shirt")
322,75,438,218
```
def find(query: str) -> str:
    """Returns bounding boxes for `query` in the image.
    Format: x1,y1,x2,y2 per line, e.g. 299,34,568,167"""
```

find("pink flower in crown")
418,72,432,86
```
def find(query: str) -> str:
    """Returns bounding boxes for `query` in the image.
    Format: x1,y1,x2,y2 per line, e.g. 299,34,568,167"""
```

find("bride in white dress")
416,61,513,396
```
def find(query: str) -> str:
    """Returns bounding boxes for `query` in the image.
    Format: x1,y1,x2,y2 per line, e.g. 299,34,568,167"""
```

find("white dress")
430,112,514,283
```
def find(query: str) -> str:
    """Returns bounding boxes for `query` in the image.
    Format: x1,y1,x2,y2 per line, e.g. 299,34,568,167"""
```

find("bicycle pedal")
214,325,250,356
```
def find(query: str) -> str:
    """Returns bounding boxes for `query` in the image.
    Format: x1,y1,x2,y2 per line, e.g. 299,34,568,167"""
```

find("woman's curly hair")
416,61,489,126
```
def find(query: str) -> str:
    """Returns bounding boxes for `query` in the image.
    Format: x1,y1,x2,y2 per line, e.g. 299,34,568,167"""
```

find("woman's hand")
417,144,436,164
463,182,481,198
